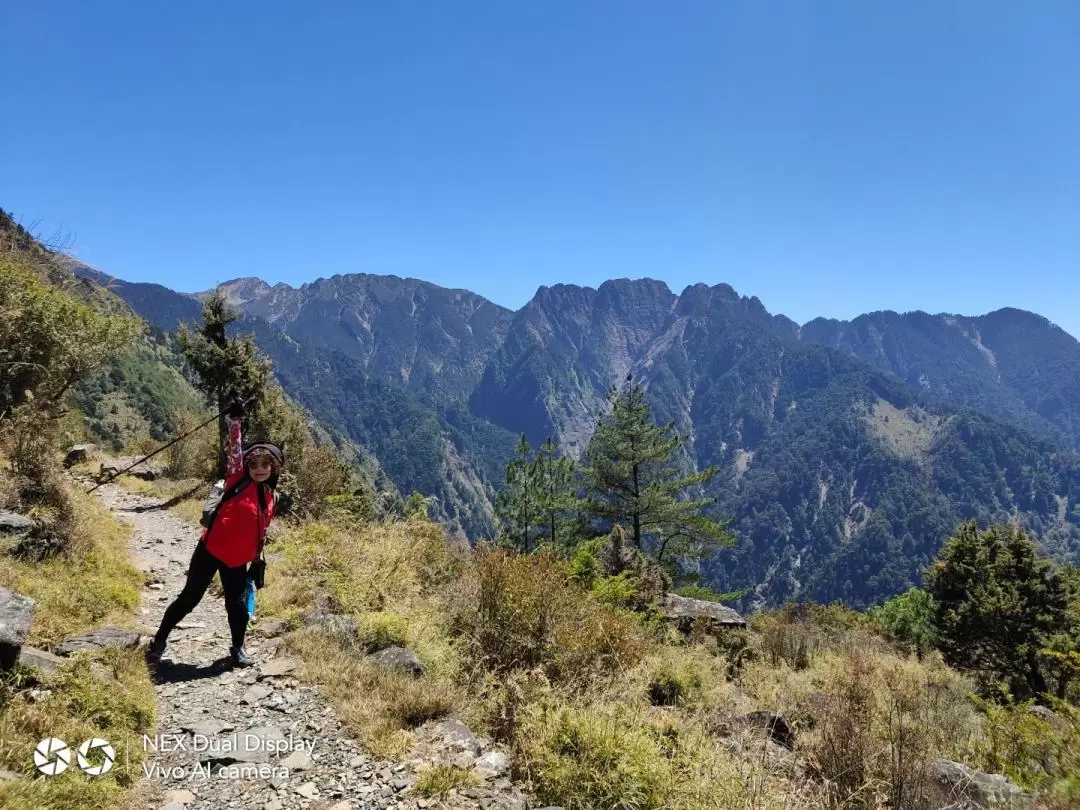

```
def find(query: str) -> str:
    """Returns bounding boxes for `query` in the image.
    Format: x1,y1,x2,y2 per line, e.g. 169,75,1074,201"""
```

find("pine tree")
581,374,733,567
925,521,1071,703
178,291,271,478
531,436,579,553
494,435,539,552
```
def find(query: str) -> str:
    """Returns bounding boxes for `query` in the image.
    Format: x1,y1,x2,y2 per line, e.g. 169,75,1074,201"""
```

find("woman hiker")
146,400,283,668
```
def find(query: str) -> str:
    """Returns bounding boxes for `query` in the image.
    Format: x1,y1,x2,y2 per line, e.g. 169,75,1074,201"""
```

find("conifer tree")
531,436,579,552
925,521,1071,702
179,291,271,478
580,374,733,567
495,435,539,552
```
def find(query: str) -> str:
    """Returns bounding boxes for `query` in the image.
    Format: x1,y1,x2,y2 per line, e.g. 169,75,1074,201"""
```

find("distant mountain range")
79,266,1080,609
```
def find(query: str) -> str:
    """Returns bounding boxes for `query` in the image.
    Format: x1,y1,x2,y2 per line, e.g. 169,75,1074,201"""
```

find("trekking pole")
85,394,257,493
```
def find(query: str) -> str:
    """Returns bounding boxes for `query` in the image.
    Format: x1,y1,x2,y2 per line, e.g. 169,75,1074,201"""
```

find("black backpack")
200,475,253,531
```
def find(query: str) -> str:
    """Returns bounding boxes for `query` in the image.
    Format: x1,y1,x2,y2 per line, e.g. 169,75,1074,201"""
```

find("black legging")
155,540,250,650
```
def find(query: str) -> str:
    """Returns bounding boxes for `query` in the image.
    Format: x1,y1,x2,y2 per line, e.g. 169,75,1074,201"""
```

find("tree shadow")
121,484,203,514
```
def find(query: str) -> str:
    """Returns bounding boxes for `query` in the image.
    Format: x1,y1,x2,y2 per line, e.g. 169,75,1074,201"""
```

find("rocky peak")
207,276,274,309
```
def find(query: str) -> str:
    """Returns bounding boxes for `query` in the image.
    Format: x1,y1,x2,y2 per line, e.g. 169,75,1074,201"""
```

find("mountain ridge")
73,264,1080,608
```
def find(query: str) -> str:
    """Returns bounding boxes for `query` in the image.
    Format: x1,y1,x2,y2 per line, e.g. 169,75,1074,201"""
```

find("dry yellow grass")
0,471,155,810
0,485,144,648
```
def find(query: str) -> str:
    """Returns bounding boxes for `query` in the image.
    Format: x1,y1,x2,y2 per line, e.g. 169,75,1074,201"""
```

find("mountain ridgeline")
78,267,1080,609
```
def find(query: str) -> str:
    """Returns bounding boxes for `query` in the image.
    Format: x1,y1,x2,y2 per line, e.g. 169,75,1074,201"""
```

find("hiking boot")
230,646,254,668
144,637,166,665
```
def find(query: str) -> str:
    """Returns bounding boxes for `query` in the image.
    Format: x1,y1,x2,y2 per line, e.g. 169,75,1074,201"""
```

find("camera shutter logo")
77,737,116,776
34,738,71,775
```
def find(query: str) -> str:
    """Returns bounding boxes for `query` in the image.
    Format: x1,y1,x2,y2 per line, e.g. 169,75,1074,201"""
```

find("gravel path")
93,483,533,810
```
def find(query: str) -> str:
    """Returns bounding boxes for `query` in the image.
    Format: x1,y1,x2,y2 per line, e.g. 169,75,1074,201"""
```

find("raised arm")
224,405,245,482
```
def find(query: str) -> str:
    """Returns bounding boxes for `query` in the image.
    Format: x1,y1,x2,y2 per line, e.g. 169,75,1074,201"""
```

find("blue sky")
2,2,1078,338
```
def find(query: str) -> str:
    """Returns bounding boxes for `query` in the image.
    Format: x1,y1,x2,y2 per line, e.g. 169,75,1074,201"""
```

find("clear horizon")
3,2,1077,339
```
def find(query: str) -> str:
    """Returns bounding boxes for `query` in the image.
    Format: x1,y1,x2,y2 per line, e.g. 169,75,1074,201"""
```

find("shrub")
451,548,649,687
972,696,1080,796
805,650,878,808
516,704,673,810
355,611,410,653
870,587,938,659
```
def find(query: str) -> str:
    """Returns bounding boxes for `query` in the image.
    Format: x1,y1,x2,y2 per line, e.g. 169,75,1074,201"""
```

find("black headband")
244,442,285,466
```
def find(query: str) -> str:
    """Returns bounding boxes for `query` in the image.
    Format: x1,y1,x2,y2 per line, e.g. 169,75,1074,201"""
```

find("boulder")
63,444,98,468
0,511,33,535
744,711,796,750
55,626,141,656
363,646,425,677
0,588,35,671
18,646,65,675
429,716,482,757
661,593,747,633
930,759,1030,809
99,459,163,481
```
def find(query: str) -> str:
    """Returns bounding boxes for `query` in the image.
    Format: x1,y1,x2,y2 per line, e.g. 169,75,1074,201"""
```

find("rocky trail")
92,483,538,810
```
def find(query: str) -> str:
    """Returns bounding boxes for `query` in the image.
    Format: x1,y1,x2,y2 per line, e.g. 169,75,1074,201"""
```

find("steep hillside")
802,308,1080,453
76,265,1080,607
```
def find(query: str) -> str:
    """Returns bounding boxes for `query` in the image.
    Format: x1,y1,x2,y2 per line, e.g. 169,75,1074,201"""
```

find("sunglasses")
247,458,274,470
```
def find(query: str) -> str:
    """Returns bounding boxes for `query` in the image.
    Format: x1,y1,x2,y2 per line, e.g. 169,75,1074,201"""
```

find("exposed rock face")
0,588,35,670
929,759,1030,809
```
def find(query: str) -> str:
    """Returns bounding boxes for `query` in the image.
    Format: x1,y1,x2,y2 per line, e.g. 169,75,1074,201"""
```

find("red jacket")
202,415,275,568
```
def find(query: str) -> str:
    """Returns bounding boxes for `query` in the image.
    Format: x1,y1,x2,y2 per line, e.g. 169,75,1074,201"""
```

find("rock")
241,684,273,704
159,803,186,810
744,711,795,750
430,716,482,756
255,618,288,637
474,750,510,779
451,751,477,770
258,658,299,679
164,788,197,803
0,769,24,781
202,726,288,765
1027,704,1068,730
930,759,1030,809
99,458,163,481
55,626,140,656
661,593,746,632
0,511,33,535
0,587,35,670
280,750,312,771
326,803,352,810
295,781,318,798
363,646,425,677
63,444,98,468
18,645,64,675
181,719,233,736
300,611,360,646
